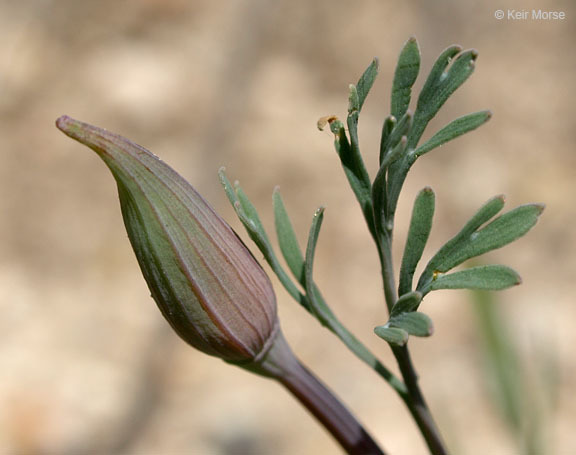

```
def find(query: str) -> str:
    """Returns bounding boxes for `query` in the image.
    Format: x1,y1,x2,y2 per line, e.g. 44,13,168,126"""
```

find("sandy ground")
1,1,574,454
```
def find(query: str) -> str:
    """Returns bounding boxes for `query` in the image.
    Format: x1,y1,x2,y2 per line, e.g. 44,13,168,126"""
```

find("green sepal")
399,187,435,295
390,291,423,317
429,265,522,292
356,58,379,111
415,110,492,158
388,312,434,337
391,37,420,120
374,326,409,346
273,187,305,284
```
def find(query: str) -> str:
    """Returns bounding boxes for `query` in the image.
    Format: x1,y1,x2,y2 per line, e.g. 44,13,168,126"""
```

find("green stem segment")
248,331,385,455
378,237,448,455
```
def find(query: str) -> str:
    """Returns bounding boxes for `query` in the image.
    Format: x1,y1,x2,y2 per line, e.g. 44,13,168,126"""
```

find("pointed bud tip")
56,115,73,132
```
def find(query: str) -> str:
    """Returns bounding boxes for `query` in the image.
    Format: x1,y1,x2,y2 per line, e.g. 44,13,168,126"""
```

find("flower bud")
57,116,278,363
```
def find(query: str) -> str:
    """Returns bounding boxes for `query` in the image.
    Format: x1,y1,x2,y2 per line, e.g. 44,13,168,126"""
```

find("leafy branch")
220,36,543,455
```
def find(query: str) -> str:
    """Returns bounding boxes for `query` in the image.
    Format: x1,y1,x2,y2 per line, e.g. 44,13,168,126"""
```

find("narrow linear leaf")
399,187,435,295
219,171,308,309
356,57,379,111
417,45,463,108
330,121,376,240
391,291,423,317
415,110,492,158
273,187,305,283
382,136,408,169
348,84,360,113
388,312,433,337
379,115,397,164
430,265,521,291
372,136,407,236
374,326,409,346
418,195,506,288
391,37,420,119
218,168,239,207
436,203,544,273
383,111,412,157
303,207,330,322
410,48,477,149
235,184,270,240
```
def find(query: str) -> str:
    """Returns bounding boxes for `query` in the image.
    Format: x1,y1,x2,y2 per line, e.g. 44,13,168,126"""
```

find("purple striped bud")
57,116,278,363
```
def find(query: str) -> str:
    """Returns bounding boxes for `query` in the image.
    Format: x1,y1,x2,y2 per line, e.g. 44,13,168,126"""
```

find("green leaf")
436,203,544,273
391,37,420,120
374,326,409,346
218,167,239,207
331,121,376,241
415,111,492,158
430,265,522,291
273,187,305,283
218,170,309,309
418,202,544,292
384,46,481,225
399,187,435,295
417,45,463,108
356,58,379,111
390,291,423,317
235,184,270,241
348,84,360,113
388,312,434,337
418,195,506,288
382,111,412,159
410,47,478,150
379,115,397,164
303,207,330,322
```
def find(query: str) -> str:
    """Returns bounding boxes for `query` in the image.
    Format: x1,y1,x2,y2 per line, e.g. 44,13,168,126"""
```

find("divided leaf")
418,200,544,293
435,204,544,273
430,265,521,291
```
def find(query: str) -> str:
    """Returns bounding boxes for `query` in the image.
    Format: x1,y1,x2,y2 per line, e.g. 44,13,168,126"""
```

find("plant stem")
392,346,448,455
378,233,448,454
250,331,386,455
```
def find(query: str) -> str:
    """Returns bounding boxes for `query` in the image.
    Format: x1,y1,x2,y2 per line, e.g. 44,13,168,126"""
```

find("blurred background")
1,0,574,454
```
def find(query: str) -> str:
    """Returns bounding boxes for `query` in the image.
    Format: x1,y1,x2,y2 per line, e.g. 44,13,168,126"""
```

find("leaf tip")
535,203,546,215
